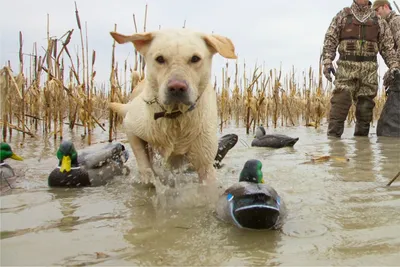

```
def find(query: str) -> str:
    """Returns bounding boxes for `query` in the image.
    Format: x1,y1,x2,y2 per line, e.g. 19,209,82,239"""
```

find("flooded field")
1,121,400,266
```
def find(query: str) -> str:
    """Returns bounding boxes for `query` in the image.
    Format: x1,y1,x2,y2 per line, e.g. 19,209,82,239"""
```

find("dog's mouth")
163,102,195,114
162,78,197,107
151,100,198,120
149,80,201,120
162,98,194,107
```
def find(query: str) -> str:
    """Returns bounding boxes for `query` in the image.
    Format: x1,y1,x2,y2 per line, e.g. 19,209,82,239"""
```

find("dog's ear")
203,34,237,59
110,31,153,55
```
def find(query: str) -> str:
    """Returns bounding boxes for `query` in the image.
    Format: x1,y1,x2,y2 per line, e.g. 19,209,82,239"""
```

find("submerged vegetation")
0,3,389,145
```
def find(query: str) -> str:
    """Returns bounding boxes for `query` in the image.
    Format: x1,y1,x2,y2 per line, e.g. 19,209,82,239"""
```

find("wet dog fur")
108,28,237,185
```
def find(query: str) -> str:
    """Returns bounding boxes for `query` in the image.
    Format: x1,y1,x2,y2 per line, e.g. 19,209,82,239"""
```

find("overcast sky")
0,0,393,91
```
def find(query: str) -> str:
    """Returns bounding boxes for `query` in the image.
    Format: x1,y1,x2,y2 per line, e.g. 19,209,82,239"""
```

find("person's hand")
383,67,399,88
323,64,336,82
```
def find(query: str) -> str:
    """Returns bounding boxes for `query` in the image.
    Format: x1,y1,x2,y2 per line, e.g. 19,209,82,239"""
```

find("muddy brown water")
1,121,400,266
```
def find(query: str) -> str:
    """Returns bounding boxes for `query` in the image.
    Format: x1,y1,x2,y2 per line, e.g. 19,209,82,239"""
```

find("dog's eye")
190,55,201,63
155,56,165,64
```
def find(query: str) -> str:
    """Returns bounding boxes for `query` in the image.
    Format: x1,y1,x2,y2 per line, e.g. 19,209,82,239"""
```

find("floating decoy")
216,159,286,230
48,140,130,187
0,142,23,192
251,125,299,148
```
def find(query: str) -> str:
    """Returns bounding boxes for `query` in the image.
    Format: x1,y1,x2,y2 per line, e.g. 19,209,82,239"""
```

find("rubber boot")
327,89,352,137
354,96,375,136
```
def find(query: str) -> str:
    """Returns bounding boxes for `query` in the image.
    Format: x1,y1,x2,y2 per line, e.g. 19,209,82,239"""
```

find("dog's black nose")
168,80,188,93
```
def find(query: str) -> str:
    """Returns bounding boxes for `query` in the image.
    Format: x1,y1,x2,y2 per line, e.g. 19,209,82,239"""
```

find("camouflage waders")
327,7,380,137
328,59,378,137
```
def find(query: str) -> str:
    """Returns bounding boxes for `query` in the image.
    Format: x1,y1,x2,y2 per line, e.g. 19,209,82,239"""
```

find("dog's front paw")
139,167,156,185
198,165,217,184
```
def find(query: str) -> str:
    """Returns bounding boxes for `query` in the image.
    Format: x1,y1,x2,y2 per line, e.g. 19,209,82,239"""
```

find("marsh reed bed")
0,3,389,146
215,60,388,134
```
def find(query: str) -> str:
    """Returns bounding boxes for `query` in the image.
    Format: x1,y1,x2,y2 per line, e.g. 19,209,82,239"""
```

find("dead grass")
0,3,389,145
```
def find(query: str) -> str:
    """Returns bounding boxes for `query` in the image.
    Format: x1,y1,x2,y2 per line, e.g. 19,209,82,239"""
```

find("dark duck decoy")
214,133,238,169
48,140,130,187
251,125,299,148
1,142,23,192
216,159,286,230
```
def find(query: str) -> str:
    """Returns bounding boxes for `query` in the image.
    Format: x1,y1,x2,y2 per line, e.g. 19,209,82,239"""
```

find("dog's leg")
188,135,218,184
128,134,156,184
167,154,187,170
196,163,217,184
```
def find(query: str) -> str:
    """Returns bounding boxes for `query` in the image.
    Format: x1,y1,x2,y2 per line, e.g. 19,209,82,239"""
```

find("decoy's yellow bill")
60,156,72,172
11,153,23,161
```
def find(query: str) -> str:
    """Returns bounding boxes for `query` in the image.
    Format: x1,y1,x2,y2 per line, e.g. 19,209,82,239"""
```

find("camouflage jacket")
384,11,400,60
322,2,399,68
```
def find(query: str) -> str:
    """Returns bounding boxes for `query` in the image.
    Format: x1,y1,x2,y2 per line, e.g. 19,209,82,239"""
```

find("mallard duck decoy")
48,140,130,187
1,142,23,192
216,159,286,230
251,125,299,148
214,133,238,169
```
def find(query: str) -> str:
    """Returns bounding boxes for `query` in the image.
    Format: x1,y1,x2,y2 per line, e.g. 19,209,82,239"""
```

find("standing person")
373,0,400,87
322,0,399,138
373,1,400,137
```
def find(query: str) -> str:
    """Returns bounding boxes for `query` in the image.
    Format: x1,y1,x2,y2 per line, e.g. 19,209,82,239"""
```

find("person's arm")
322,9,345,66
378,18,399,68
390,16,400,61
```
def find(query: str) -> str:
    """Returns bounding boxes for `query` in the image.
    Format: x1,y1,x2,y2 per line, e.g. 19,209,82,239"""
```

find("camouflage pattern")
334,60,378,99
322,2,399,137
381,11,400,87
383,65,399,87
322,2,399,95
322,3,398,73
384,11,400,58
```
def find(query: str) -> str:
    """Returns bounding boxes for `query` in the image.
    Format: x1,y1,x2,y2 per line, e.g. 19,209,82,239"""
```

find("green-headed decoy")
252,125,299,148
48,140,130,187
1,142,23,192
216,159,286,230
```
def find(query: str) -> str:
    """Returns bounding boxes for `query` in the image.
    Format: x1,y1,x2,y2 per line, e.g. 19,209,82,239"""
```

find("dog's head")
110,28,237,109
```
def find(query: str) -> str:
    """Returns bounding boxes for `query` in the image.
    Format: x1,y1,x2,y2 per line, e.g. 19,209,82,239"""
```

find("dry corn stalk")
0,4,391,145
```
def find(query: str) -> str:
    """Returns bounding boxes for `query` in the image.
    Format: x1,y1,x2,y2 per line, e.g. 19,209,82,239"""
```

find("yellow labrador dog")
108,28,237,185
